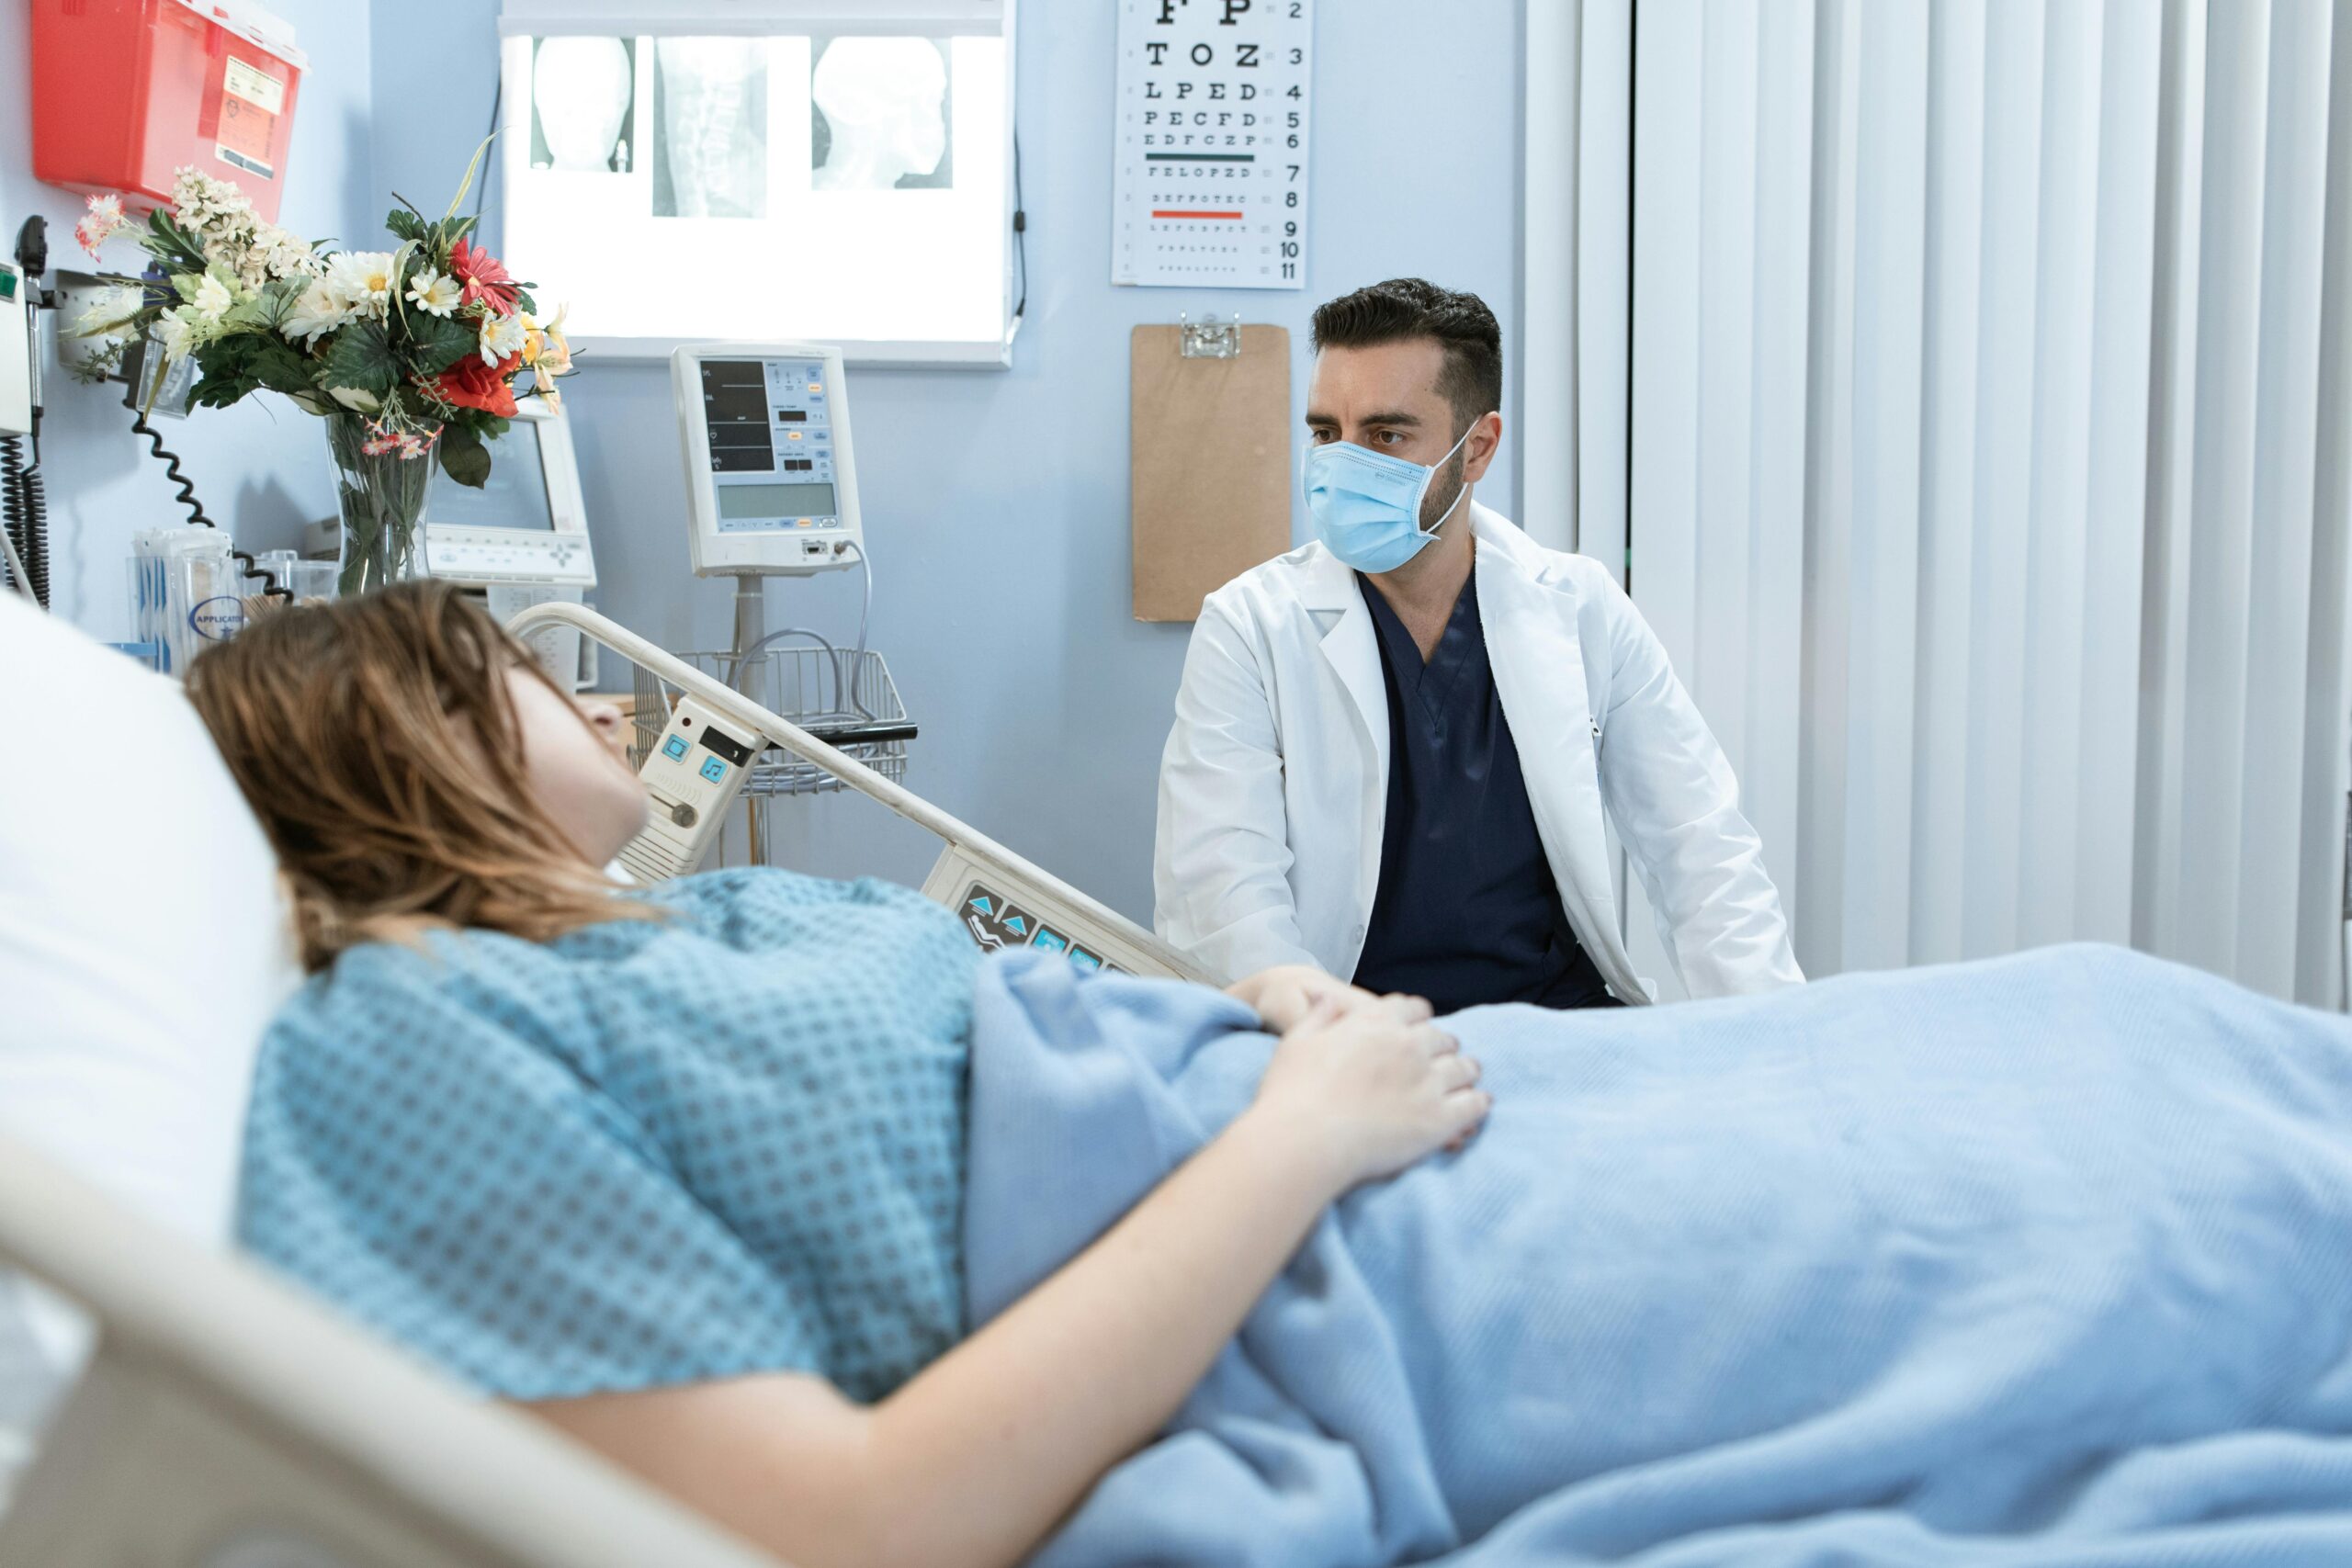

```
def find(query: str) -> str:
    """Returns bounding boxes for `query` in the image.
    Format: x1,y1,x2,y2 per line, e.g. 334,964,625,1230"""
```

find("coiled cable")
0,430,44,608
129,400,288,601
17,431,45,606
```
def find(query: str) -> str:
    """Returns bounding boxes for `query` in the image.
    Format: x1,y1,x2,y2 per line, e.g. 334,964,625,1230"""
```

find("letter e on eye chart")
1113,0,1313,289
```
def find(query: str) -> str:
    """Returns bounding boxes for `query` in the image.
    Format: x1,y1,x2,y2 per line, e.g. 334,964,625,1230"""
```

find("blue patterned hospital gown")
237,868,979,1404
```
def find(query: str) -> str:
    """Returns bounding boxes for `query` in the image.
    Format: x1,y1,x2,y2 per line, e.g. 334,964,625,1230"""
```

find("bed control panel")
920,844,1209,982
619,696,755,883
954,882,1129,975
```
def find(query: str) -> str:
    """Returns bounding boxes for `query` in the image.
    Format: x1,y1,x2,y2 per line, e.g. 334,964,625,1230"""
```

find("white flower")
324,251,397,321
478,310,526,366
172,166,254,231
406,267,462,317
281,277,356,344
71,284,141,342
326,386,382,413
190,273,235,323
257,225,322,279
204,233,254,284
155,312,197,365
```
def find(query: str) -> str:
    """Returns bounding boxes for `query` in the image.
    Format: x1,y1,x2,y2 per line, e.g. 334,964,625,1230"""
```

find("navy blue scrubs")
1351,573,1616,1015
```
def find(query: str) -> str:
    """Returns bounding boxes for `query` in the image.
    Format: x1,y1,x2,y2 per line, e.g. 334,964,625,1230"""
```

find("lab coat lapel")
1474,511,1638,998
1301,548,1389,916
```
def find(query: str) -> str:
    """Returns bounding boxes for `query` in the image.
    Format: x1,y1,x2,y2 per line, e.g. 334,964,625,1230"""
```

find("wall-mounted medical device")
672,344,864,577
418,400,597,689
32,0,306,221
424,401,595,590
619,695,756,883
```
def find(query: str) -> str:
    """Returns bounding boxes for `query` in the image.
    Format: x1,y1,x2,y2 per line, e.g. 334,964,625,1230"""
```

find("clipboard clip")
1179,312,1243,360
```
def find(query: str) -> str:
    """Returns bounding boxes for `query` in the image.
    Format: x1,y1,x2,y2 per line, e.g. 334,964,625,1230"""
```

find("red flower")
448,237,520,314
433,350,521,418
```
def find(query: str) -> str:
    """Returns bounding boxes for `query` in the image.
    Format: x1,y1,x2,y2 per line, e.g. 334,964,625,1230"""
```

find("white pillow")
0,592,299,1244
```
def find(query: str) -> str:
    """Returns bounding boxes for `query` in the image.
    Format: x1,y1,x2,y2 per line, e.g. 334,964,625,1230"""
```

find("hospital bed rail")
0,1134,782,1568
508,601,1217,986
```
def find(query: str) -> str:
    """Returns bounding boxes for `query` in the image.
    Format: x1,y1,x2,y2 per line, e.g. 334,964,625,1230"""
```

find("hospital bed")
0,1135,782,1568
0,601,1204,1565
514,601,1214,985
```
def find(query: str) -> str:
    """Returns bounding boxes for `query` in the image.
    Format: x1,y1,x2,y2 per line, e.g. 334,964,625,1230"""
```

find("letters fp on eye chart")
1113,0,1314,289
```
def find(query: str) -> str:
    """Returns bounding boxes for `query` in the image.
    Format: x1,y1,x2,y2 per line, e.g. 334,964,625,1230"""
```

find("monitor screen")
426,421,557,532
717,481,840,521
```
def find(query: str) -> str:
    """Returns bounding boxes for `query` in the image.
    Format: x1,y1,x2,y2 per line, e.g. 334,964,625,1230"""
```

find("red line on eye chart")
1151,209,1246,220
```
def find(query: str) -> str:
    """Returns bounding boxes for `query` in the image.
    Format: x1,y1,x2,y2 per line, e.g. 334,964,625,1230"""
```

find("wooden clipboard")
1130,323,1294,623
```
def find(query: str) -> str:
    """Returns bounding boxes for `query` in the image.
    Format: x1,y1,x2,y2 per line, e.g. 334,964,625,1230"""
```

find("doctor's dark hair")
1311,278,1503,436
187,580,651,971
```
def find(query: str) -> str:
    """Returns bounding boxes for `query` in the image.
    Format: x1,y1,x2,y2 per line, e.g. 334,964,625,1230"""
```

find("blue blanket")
964,944,2352,1566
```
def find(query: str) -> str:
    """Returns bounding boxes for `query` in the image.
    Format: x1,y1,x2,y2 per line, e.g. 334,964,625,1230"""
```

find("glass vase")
325,413,437,596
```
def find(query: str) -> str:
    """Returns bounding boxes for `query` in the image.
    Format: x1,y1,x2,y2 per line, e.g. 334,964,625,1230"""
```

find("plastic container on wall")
31,0,306,221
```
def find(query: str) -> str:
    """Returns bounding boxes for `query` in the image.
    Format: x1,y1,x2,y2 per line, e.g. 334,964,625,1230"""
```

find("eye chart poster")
1112,0,1314,288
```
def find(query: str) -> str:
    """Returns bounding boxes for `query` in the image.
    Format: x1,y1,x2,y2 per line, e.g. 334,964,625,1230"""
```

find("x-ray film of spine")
1112,0,1313,289
652,39,770,219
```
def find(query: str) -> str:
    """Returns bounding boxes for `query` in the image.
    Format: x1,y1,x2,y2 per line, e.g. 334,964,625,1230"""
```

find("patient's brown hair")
187,581,643,971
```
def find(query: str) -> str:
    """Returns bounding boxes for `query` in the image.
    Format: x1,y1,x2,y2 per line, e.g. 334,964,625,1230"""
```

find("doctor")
1155,278,1801,1010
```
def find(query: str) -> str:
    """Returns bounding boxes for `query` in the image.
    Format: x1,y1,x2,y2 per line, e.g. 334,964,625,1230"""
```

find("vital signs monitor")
417,400,598,690
673,344,864,576
421,400,595,589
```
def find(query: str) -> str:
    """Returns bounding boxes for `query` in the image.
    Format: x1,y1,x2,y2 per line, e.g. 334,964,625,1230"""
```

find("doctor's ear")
1461,411,1505,484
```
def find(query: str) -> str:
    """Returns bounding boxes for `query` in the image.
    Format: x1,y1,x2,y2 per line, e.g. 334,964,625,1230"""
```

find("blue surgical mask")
1302,425,1476,574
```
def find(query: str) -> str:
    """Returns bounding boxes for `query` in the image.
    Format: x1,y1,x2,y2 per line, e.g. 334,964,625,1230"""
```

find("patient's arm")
525,995,1488,1568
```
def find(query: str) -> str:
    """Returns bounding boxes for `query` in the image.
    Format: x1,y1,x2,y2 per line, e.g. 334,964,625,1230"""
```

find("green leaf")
404,312,478,376
425,214,478,261
384,209,429,245
187,378,253,411
437,423,491,489
508,286,537,319
443,133,500,222
187,338,262,409
247,334,314,398
321,321,398,395
221,295,275,333
385,239,421,328
253,276,308,332
140,211,209,272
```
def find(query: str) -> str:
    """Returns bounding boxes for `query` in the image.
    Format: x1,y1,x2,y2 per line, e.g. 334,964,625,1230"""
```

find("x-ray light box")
495,2,1017,368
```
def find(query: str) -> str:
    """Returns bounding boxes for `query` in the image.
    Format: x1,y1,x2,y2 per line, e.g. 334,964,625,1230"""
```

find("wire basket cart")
631,644,910,789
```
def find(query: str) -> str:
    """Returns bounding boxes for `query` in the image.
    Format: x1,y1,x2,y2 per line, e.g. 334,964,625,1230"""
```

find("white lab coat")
1153,504,1802,1002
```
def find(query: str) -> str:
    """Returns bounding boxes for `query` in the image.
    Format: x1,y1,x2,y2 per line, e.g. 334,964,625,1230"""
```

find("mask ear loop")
1409,422,1482,543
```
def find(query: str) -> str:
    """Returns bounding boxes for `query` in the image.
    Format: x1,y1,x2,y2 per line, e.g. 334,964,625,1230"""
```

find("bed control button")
672,803,698,828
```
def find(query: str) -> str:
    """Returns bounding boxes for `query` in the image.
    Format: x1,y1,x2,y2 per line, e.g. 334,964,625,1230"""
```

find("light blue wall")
2,1,379,640
372,0,1527,922
9,0,1524,921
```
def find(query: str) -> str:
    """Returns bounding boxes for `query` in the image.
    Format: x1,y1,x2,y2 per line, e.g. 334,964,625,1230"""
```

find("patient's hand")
1227,964,1387,1033
1250,993,1488,1188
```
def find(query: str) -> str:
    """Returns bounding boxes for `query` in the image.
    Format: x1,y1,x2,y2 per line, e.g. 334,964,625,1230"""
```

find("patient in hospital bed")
192,581,2352,1568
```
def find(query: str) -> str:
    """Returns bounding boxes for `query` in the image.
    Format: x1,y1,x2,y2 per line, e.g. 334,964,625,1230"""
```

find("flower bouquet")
78,148,573,595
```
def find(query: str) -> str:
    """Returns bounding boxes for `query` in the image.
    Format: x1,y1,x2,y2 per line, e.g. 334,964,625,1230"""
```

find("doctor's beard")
1418,444,1471,531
